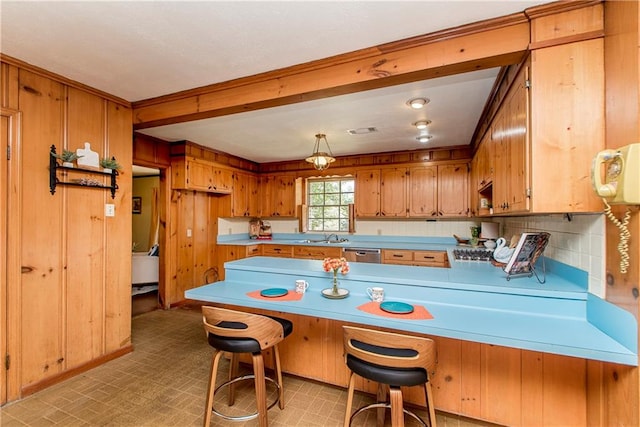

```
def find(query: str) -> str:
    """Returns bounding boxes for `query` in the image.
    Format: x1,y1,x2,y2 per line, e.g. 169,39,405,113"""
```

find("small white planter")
62,161,74,168
103,168,112,174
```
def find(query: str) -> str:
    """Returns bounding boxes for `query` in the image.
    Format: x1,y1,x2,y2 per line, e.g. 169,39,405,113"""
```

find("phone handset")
591,144,639,274
591,149,620,198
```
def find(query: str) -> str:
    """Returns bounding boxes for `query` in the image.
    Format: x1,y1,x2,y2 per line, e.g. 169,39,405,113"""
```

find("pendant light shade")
305,133,336,171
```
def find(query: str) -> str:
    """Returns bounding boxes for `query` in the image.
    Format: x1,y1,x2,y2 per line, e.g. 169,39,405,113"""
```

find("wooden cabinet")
261,244,293,258
473,40,604,215
172,157,232,194
231,171,259,217
437,163,469,217
293,245,342,260
408,166,438,217
354,169,381,217
259,174,298,217
357,165,468,219
380,168,407,217
245,244,261,257
382,249,449,268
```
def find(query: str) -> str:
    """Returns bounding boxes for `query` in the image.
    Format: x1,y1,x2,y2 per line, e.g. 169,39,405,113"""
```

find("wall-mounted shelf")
49,145,119,198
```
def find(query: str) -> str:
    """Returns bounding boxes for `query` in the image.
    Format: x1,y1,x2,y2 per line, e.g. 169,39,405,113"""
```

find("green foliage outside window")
307,178,354,232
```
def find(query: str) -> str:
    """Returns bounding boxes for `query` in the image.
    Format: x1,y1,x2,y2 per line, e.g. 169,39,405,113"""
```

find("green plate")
260,288,288,298
380,301,414,314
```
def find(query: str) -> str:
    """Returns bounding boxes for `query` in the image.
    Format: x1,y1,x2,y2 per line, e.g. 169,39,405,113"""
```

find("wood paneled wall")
1,58,133,400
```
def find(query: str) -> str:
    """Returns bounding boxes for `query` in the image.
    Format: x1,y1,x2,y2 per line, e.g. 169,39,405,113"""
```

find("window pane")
309,181,325,193
325,181,340,193
341,193,354,204
309,193,325,206
341,181,354,192
306,178,354,232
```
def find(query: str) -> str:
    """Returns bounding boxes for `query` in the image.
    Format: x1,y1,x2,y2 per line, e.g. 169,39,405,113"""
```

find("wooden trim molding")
0,54,131,107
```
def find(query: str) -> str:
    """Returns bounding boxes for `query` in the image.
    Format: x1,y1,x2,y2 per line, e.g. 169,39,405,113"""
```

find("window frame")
305,176,355,233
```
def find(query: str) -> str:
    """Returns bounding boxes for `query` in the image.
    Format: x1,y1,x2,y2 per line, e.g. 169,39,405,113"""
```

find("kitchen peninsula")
186,253,637,426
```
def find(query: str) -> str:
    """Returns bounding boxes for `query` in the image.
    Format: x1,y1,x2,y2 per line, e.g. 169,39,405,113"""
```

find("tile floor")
1,306,500,426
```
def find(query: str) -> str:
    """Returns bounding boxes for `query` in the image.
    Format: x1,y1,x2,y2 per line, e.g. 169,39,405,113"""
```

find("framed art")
132,196,142,214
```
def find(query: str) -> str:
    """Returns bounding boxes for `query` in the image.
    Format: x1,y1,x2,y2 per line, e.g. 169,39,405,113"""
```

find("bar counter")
186,256,637,366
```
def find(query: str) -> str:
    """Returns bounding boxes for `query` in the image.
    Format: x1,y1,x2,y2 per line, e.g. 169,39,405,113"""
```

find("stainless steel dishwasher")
342,247,381,263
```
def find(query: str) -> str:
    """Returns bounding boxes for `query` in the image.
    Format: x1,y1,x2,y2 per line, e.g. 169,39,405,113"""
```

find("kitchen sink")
295,238,349,244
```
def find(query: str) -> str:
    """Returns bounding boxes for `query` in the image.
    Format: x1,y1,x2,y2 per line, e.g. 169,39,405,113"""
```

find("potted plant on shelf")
100,157,121,174
52,149,83,168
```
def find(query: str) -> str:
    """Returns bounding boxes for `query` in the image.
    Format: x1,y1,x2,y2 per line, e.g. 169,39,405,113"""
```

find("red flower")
322,257,350,275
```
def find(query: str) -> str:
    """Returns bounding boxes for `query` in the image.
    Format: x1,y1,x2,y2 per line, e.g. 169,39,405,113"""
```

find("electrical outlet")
186,228,192,237
105,204,115,217
377,228,382,235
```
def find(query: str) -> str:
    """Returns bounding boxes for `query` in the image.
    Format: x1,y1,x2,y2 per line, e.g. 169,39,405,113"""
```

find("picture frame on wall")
132,196,142,214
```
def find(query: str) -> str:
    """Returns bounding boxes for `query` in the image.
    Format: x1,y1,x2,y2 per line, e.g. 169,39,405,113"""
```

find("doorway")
131,165,161,316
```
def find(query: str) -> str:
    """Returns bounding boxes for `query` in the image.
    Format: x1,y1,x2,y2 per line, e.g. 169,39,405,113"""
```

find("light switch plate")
105,204,115,217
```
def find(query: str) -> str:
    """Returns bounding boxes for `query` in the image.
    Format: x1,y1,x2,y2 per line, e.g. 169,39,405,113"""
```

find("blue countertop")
186,256,637,366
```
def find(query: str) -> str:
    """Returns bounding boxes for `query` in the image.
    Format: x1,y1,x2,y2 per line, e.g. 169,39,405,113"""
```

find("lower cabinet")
221,305,591,427
293,246,342,260
382,249,449,268
260,244,294,258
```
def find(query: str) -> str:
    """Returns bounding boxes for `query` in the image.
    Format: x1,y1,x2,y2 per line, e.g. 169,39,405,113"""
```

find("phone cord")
603,199,631,274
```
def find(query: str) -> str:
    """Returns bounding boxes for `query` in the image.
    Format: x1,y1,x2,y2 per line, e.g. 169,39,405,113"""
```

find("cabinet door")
355,169,380,217
438,163,469,217
408,166,437,217
506,73,530,213
186,158,213,191
212,167,233,193
260,174,296,217
231,172,259,217
493,112,509,214
380,168,407,217
413,250,449,267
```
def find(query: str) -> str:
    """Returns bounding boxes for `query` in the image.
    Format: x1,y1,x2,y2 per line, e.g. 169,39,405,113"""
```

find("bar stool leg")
376,383,388,427
389,387,405,427
424,382,436,427
204,351,223,427
252,353,268,427
228,353,239,406
273,344,285,409
344,372,356,427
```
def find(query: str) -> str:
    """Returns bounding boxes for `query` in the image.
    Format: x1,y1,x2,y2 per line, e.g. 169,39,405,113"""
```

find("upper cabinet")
356,163,468,219
172,157,232,194
259,173,299,218
231,171,259,217
473,38,604,215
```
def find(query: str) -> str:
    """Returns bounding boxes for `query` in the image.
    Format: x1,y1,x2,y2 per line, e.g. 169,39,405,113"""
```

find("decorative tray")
321,288,349,299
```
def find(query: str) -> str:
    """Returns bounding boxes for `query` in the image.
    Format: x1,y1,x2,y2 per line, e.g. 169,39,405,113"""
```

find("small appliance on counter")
249,219,261,239
258,220,272,240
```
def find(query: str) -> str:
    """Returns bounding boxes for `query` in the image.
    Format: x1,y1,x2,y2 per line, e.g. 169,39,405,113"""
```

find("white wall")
218,214,606,296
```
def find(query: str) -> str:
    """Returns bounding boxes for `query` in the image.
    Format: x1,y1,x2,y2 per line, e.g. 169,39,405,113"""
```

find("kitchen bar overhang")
186,255,637,366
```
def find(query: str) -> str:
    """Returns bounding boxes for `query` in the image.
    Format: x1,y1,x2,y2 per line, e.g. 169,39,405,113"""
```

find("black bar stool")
202,306,293,427
342,326,437,427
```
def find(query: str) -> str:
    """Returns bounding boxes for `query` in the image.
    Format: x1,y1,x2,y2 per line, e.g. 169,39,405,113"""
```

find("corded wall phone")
591,143,640,274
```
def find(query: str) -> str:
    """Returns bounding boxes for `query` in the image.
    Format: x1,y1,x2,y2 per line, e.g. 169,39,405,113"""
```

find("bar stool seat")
343,326,437,427
202,306,293,427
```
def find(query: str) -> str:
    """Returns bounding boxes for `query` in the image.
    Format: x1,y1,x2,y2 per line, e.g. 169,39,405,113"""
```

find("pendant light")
305,133,336,171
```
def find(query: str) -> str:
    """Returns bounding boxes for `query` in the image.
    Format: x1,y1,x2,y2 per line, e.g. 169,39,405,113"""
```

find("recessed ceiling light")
406,98,429,109
416,135,433,143
347,127,378,135
413,120,431,130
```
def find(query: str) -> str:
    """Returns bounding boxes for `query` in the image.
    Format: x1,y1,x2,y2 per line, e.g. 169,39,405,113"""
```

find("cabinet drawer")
413,250,447,265
245,245,262,257
293,246,342,260
262,245,293,257
382,250,413,264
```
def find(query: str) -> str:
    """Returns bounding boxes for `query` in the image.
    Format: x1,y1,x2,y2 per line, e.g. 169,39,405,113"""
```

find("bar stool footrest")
349,402,428,427
211,374,281,421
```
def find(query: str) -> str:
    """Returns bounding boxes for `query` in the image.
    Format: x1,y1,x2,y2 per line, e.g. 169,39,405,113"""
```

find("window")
307,178,354,232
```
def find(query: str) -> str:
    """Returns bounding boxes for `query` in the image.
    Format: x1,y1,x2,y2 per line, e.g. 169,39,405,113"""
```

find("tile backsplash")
218,214,605,296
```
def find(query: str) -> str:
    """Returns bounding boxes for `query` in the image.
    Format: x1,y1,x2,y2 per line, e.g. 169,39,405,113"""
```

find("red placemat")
247,290,303,301
357,301,433,320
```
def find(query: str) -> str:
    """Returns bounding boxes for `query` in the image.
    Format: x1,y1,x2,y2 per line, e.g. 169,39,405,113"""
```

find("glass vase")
332,270,339,295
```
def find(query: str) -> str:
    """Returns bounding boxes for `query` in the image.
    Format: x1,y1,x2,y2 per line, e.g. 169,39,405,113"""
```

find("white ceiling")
1,1,551,164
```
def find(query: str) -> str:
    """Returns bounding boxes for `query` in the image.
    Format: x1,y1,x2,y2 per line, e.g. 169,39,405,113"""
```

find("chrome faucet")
325,233,339,242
